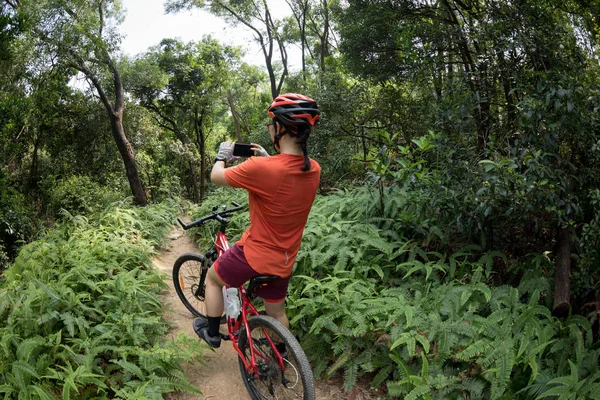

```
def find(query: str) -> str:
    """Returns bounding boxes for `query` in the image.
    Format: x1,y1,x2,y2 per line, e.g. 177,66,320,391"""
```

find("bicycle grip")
231,201,241,207
177,218,188,230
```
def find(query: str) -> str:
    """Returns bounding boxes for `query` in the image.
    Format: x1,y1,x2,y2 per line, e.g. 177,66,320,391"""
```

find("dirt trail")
152,225,346,400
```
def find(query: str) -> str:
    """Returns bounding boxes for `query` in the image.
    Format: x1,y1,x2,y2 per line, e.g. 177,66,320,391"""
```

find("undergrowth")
0,198,204,399
188,188,249,250
194,183,600,399
286,187,600,399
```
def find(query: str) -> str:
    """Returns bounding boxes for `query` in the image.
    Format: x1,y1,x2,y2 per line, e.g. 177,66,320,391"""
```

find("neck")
277,135,303,155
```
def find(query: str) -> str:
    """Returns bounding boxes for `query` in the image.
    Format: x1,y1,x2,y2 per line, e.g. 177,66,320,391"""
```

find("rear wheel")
238,315,315,400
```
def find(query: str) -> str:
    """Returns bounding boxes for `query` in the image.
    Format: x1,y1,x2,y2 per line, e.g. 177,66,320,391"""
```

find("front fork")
194,249,216,298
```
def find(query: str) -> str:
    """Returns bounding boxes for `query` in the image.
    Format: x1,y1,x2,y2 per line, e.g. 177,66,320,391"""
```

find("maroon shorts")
213,245,290,303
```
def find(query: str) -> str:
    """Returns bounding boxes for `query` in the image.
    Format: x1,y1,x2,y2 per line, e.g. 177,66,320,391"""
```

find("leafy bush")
193,145,600,399
46,175,124,217
283,187,600,399
0,168,36,270
0,200,203,399
136,149,184,203
188,187,249,250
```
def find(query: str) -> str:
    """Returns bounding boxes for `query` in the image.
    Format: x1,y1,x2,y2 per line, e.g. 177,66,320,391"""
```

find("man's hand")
216,141,235,163
251,143,269,157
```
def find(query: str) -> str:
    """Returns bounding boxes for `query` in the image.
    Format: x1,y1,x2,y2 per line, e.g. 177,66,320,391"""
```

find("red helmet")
267,93,320,132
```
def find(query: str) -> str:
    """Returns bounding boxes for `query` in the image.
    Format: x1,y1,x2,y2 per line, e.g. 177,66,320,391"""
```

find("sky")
118,0,297,68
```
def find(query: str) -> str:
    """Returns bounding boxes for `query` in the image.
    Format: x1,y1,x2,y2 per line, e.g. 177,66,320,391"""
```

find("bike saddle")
246,275,280,299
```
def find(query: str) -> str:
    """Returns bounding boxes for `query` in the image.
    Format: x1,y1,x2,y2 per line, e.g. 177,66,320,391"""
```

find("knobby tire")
172,253,211,318
237,315,315,400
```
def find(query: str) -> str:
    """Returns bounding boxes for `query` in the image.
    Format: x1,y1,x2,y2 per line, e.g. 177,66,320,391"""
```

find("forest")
1,0,600,399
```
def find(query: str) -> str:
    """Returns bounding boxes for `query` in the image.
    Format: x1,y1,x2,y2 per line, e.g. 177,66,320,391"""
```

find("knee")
206,267,225,288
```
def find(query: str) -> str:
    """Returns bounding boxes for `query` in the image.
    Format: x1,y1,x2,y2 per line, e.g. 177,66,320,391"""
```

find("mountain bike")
172,202,316,400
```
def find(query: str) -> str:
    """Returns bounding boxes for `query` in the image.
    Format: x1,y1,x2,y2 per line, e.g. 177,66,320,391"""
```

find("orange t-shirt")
224,154,320,277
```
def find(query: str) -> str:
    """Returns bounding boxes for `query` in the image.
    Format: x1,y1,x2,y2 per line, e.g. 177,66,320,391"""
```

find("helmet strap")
271,119,296,153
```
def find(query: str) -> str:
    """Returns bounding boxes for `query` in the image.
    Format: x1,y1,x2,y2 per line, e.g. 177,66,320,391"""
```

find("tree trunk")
109,114,147,206
189,160,200,203
200,151,206,200
476,87,491,149
194,107,207,200
301,3,306,77
79,59,148,206
498,51,516,137
227,89,243,141
29,133,40,191
320,0,329,71
440,0,491,149
552,226,572,317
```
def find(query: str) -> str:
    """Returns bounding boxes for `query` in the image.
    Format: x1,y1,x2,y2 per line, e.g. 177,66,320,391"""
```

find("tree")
166,0,288,98
16,0,147,205
127,37,237,201
284,0,336,73
337,0,600,316
0,1,23,64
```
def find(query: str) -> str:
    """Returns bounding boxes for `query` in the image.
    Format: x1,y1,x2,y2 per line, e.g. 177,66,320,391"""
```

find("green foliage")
126,37,240,201
188,187,249,250
3,0,600,398
0,168,36,270
47,175,125,217
263,184,600,399
0,200,203,398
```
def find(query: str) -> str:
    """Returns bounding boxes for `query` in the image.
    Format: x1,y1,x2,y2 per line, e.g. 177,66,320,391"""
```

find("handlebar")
177,201,244,230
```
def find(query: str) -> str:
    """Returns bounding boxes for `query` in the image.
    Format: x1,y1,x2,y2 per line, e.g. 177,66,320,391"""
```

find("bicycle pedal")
220,333,230,341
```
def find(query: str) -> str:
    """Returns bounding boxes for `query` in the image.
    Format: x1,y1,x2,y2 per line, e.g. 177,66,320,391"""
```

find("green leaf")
405,384,431,400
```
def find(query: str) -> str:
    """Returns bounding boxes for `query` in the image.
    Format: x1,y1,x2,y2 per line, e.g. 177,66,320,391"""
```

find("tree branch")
265,6,287,95
74,58,114,114
213,0,265,44
4,0,20,9
98,0,105,37
108,61,124,112
211,0,282,97
341,126,389,146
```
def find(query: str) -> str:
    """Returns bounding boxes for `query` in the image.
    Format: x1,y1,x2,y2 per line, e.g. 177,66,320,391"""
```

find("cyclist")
193,93,321,349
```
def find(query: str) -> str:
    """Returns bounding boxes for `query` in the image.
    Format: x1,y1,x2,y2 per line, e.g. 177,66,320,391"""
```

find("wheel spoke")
172,254,207,318
238,316,315,400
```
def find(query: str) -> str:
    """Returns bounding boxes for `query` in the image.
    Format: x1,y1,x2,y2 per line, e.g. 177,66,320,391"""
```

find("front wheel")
172,253,216,319
238,315,315,400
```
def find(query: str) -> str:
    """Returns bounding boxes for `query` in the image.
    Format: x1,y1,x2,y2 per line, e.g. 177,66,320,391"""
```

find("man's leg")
264,300,288,329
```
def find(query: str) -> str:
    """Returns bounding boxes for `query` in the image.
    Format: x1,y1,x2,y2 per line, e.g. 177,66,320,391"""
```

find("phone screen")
233,143,254,157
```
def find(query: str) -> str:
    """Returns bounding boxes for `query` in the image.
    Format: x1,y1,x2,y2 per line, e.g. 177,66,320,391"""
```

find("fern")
0,200,203,398
343,361,359,392
145,375,202,395
404,383,431,400
457,339,494,360
15,336,45,363
372,364,394,389
534,362,600,400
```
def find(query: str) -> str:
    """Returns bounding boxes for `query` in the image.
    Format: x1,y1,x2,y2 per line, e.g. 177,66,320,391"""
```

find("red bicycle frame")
213,232,285,377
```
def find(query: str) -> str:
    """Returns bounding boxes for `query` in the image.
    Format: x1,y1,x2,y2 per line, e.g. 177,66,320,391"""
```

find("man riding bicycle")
193,93,321,349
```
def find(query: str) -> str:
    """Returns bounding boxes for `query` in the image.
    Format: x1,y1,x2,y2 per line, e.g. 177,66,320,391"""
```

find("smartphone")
233,143,254,157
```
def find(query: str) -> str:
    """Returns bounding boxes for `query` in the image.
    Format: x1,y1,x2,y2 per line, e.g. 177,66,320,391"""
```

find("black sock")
207,316,221,337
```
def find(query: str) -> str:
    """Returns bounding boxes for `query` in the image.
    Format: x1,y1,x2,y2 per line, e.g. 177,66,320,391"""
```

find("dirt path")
152,225,346,400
